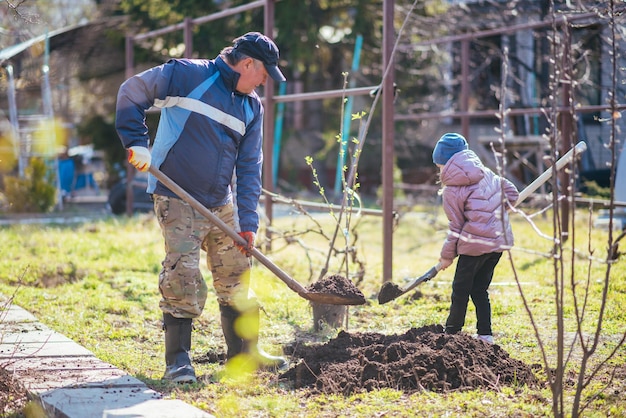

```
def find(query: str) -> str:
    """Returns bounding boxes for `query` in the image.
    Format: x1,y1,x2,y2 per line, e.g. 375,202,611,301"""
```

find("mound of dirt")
307,274,365,299
281,324,538,395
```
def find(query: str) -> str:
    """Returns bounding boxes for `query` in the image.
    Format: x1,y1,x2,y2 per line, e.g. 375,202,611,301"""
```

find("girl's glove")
236,231,255,256
128,146,151,172
438,258,454,270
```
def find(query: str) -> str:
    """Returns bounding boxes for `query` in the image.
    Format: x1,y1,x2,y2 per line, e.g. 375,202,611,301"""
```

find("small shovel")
377,141,588,305
149,166,366,306
377,263,441,304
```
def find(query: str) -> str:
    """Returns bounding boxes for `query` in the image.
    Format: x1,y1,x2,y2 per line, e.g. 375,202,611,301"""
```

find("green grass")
0,205,625,417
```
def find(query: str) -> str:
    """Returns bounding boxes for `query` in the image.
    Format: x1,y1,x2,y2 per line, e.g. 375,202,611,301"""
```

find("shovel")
377,141,587,305
148,166,366,306
378,263,441,304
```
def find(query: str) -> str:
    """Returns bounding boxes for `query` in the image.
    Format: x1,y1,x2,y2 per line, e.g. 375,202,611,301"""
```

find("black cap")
233,32,286,82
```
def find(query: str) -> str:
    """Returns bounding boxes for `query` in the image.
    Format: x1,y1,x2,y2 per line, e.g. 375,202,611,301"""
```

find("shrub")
580,180,611,199
3,158,57,213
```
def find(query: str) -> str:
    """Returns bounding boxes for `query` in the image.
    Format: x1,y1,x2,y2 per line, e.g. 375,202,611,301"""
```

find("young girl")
432,133,519,344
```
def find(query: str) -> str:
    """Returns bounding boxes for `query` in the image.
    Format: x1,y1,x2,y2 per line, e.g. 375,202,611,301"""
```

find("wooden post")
183,17,193,59
382,0,395,282
125,35,135,217
560,24,573,242
263,0,276,250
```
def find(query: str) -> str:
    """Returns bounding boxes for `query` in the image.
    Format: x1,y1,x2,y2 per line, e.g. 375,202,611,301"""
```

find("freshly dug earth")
281,324,538,395
306,274,365,303
377,281,405,304
378,265,440,304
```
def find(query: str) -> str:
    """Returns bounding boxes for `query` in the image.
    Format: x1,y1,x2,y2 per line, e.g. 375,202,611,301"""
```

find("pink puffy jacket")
439,149,519,259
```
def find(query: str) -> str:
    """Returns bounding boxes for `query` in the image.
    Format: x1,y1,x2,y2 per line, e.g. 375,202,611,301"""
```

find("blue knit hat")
432,133,468,165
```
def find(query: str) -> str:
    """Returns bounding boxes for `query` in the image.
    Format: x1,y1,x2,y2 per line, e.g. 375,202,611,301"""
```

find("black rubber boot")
220,304,244,359
219,304,288,372
162,313,197,383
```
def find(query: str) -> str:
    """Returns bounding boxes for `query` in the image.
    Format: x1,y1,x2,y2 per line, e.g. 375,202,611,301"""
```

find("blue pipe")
334,34,363,196
272,81,287,189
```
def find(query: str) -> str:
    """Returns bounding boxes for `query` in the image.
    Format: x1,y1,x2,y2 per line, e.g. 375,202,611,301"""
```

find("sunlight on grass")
220,355,259,383
0,205,624,416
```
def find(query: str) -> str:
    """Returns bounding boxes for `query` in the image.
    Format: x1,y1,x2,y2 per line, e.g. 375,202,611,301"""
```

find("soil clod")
377,281,405,304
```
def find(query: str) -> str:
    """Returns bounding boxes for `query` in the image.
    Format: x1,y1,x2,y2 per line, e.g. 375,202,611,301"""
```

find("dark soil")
306,274,366,304
280,324,538,395
377,281,405,304
378,266,440,304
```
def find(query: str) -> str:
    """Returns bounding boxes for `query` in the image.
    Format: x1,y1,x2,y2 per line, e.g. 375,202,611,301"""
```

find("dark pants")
445,252,502,336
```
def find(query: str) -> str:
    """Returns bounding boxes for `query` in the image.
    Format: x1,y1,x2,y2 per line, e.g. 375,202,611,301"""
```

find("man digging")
115,32,288,383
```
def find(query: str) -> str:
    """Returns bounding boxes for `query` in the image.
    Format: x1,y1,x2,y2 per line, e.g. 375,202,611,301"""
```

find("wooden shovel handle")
515,141,587,206
148,166,311,298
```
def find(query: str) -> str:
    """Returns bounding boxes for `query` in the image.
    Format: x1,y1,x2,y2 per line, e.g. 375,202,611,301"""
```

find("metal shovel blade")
149,167,365,306
378,264,440,304
307,292,365,306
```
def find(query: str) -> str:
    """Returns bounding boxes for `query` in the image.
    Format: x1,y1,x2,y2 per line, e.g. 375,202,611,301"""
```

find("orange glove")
235,231,255,256
127,146,151,172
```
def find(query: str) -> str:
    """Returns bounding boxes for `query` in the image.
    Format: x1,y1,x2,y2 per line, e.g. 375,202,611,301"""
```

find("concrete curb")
0,301,213,418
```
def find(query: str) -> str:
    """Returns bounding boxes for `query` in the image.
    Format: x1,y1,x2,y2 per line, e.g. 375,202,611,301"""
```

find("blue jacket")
115,56,264,233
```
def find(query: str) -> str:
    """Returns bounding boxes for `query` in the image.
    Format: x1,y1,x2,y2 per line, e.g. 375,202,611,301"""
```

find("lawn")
0,202,624,417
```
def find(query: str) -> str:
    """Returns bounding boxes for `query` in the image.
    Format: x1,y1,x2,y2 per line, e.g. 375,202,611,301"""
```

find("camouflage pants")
154,195,251,318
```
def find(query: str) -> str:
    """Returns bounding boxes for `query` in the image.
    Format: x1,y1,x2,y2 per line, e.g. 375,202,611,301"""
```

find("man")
115,32,288,383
